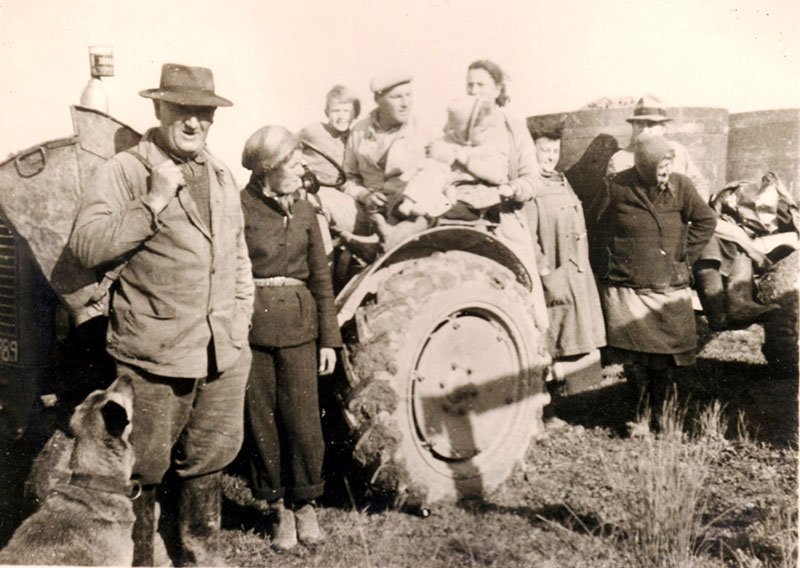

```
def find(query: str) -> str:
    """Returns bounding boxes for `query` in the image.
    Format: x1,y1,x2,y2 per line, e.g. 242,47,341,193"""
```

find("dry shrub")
607,393,727,567
734,490,799,568
728,413,798,568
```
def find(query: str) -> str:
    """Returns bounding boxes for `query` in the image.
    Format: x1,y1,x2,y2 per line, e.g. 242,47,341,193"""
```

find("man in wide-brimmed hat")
606,94,709,200
69,63,253,567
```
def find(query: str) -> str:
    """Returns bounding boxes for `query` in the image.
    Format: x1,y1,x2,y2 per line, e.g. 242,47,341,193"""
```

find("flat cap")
370,73,413,95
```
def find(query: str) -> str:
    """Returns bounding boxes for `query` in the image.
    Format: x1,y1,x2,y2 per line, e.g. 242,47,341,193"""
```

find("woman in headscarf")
591,134,716,419
525,119,606,387
239,125,342,551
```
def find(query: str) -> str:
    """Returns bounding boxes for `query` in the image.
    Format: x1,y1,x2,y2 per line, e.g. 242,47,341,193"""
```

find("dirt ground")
216,320,797,567
0,319,795,567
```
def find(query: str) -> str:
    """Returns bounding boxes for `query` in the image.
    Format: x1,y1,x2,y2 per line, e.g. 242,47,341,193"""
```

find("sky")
0,0,798,184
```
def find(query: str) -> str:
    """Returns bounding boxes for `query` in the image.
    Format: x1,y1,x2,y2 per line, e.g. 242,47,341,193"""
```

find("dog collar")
68,472,142,500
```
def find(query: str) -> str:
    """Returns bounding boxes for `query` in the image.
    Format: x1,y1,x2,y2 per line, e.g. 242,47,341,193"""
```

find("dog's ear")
100,400,130,439
107,374,134,399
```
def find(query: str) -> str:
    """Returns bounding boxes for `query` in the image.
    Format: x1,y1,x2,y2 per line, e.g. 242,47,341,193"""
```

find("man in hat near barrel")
69,63,254,566
606,94,709,200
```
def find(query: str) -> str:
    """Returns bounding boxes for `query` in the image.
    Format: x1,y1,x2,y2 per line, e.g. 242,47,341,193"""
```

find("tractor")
0,97,797,532
0,104,553,523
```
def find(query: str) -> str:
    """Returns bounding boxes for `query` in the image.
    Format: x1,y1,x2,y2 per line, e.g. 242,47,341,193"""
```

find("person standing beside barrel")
69,63,253,566
524,118,606,389
591,134,716,421
606,94,710,201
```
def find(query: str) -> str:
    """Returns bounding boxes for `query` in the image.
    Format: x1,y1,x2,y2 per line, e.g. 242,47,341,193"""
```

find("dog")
0,375,137,566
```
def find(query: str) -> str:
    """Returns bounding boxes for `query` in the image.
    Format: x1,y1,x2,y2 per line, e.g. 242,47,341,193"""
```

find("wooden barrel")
527,106,730,200
727,109,800,200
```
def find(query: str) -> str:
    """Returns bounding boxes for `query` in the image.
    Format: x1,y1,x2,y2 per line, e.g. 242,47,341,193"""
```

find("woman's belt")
253,276,305,287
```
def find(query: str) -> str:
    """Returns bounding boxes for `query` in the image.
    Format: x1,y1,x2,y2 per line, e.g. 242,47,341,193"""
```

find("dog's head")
68,374,135,478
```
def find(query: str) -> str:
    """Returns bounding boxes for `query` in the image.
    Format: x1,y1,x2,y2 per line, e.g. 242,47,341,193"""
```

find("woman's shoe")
271,499,297,552
294,502,324,547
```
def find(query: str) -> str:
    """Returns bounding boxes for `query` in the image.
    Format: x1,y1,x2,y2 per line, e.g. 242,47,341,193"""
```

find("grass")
210,321,796,567
603,395,727,567
2,319,793,567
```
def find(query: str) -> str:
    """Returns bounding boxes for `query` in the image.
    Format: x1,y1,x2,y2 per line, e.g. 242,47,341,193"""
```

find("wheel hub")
411,309,523,461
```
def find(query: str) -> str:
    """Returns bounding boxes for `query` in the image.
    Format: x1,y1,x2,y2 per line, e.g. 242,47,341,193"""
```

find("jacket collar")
245,180,295,217
137,128,230,241
367,107,414,136
639,175,677,199
322,121,349,142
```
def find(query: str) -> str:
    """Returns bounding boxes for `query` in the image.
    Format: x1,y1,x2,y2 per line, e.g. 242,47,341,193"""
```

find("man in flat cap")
69,63,253,566
335,73,430,247
606,94,709,200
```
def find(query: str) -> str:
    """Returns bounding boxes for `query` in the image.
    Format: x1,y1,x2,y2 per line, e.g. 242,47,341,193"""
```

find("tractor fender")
335,225,548,330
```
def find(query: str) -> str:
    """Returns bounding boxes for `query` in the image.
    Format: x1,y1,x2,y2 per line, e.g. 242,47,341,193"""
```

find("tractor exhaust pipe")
79,45,113,113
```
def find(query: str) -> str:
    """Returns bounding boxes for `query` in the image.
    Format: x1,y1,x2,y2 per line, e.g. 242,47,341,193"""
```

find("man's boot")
178,473,224,567
339,231,380,263
694,265,728,331
726,253,781,328
133,485,157,567
370,213,429,250
271,498,297,552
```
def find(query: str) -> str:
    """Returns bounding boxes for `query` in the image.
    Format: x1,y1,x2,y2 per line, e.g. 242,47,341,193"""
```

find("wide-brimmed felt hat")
626,94,672,123
139,63,232,107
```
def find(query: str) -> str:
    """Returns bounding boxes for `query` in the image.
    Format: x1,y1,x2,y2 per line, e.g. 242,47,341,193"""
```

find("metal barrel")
0,106,140,444
0,107,141,306
727,109,800,200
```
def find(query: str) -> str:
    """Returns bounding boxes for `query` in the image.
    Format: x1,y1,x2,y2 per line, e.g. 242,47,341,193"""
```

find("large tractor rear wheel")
342,251,550,509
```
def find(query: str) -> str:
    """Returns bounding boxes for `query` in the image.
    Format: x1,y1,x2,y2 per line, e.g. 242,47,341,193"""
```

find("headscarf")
634,134,675,187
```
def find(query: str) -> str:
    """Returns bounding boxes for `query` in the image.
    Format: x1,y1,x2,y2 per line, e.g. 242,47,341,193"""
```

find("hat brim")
139,88,233,107
626,115,672,123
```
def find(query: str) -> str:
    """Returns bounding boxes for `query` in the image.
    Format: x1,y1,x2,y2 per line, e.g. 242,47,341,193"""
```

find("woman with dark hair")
239,125,342,551
464,60,538,203
442,60,541,248
525,119,606,387
467,59,511,108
